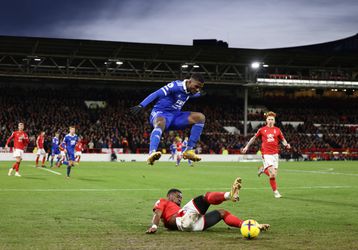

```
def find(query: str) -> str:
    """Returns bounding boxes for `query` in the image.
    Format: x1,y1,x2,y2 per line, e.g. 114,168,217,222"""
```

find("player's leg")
35,151,40,167
147,114,170,165
263,154,280,198
50,153,54,168
169,112,203,161
176,152,182,166
203,209,243,230
186,111,205,149
41,151,46,167
190,177,242,215
14,156,22,177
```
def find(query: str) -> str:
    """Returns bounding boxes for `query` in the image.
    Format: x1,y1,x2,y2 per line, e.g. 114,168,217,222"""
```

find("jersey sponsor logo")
267,133,275,142
172,99,186,109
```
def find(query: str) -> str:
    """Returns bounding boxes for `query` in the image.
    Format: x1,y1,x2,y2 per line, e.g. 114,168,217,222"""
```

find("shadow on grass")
23,176,47,180
284,196,358,208
76,177,105,182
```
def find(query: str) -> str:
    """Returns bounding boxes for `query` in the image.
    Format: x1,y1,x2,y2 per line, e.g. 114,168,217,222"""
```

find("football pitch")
0,160,357,250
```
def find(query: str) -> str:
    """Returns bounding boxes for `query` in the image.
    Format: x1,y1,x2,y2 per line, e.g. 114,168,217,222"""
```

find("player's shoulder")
166,80,182,89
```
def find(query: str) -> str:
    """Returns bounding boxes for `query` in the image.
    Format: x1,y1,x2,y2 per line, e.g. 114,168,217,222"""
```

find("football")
240,219,260,239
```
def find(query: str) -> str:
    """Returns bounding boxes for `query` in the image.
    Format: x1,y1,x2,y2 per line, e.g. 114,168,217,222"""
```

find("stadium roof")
0,34,357,85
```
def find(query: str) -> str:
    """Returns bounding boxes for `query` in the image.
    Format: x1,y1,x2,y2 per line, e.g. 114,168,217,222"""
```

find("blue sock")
187,123,204,149
176,156,181,165
67,166,71,177
149,127,163,153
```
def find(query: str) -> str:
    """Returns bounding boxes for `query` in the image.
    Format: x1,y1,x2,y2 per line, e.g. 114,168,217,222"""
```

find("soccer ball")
240,219,260,239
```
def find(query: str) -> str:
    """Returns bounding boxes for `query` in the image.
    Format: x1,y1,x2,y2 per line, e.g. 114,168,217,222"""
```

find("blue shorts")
150,110,191,131
51,148,60,156
66,151,75,161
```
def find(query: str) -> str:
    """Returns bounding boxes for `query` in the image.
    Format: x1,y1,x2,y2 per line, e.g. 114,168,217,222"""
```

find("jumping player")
62,126,78,178
35,131,46,168
130,73,205,165
146,177,270,233
241,111,291,198
5,122,29,177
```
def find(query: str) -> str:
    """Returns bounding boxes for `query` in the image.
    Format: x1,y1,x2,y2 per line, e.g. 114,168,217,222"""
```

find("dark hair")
167,188,182,196
191,73,205,84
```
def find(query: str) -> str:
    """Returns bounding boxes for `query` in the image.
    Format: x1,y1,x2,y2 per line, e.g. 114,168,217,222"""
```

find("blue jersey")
52,137,59,150
182,140,188,151
170,143,177,154
140,80,201,112
63,133,78,153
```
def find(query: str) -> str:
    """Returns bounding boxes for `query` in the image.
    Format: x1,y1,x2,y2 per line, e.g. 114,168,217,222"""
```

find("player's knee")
197,113,206,123
217,209,227,218
154,118,166,130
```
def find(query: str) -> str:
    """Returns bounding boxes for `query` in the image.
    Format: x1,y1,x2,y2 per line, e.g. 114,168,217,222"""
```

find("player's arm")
280,137,291,149
5,133,14,148
242,136,257,154
146,209,162,234
130,83,174,115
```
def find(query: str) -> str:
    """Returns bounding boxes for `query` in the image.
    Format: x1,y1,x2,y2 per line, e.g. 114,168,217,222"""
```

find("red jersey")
153,198,181,227
255,125,284,155
6,131,29,150
176,142,182,152
75,142,83,152
36,135,44,149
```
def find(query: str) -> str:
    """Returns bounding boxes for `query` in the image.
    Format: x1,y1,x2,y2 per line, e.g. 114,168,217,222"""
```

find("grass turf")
0,160,357,250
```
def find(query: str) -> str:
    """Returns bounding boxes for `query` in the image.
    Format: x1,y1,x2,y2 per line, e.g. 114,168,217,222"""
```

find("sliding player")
241,111,291,198
146,177,269,233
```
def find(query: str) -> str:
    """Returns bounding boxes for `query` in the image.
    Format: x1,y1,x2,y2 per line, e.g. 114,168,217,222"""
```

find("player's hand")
286,144,291,150
241,147,248,154
5,145,9,152
199,90,207,97
130,105,143,116
146,227,157,234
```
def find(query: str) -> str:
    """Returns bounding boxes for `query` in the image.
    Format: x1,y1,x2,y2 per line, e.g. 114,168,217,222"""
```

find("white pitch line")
283,169,358,177
0,186,354,192
33,166,62,175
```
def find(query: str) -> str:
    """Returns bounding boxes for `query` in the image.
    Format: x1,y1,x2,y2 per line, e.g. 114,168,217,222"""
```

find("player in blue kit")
62,126,78,178
50,132,61,168
130,73,205,165
169,141,177,160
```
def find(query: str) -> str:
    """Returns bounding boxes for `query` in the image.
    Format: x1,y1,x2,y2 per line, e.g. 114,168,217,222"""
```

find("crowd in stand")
0,86,357,158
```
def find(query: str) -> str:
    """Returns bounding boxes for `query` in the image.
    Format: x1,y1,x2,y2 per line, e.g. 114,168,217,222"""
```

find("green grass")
0,160,358,250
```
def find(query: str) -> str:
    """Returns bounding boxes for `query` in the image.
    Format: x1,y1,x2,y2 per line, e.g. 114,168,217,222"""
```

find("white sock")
224,192,230,200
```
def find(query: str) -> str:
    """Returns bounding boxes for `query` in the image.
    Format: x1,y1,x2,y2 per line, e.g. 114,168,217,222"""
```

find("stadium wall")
0,153,262,162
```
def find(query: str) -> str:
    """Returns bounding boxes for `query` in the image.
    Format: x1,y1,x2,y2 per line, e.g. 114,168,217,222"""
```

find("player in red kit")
175,138,183,167
35,131,46,168
146,177,269,234
242,111,291,198
5,122,29,177
75,137,84,163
